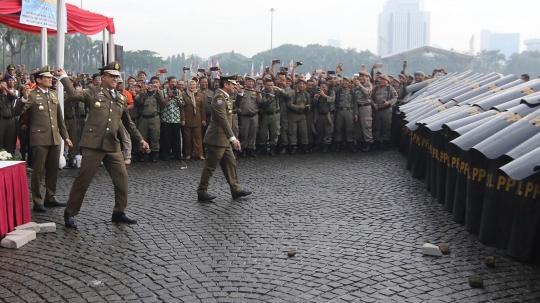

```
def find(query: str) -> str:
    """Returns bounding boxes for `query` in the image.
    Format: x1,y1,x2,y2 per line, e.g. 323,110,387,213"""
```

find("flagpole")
270,8,275,56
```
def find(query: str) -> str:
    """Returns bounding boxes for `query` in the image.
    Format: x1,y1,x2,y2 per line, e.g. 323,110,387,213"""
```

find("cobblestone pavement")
2,149,540,303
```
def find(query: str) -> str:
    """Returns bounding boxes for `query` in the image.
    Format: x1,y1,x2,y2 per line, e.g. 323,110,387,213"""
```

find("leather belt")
142,113,158,118
79,115,87,118
241,113,257,117
1,116,13,120
376,106,391,111
65,116,75,120
358,103,372,107
131,116,140,121
340,107,350,111
319,112,329,116
265,111,276,115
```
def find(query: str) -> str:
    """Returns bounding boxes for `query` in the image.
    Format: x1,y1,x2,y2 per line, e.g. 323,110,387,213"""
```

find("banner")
20,0,66,31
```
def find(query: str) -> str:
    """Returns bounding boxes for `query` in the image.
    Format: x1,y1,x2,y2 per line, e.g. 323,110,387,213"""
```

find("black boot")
239,149,247,158
256,144,266,155
269,145,276,156
278,145,288,155
248,149,257,157
302,144,310,154
308,143,314,152
347,142,357,153
131,153,138,162
67,158,75,168
139,152,147,162
289,145,297,155
383,141,390,150
150,151,158,163
334,142,341,152
362,143,375,152
373,141,381,150
322,144,329,153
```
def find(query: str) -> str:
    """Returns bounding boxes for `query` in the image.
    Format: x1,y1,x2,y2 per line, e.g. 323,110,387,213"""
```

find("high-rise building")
480,30,520,58
328,38,341,48
377,0,431,56
524,39,540,52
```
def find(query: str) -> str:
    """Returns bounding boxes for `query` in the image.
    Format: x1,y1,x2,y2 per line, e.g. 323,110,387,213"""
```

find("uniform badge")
38,105,44,111
114,62,120,70
94,101,101,108
216,99,223,106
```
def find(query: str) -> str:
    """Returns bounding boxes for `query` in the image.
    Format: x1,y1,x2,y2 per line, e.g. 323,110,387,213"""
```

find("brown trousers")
65,147,128,216
197,144,243,197
31,145,61,205
183,126,203,158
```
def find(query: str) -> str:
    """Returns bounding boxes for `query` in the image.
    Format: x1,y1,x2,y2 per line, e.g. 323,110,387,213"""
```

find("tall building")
328,38,341,48
480,30,520,58
377,0,431,56
524,39,540,52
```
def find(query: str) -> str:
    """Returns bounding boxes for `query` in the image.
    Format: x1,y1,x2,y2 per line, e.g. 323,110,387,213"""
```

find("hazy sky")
66,0,539,59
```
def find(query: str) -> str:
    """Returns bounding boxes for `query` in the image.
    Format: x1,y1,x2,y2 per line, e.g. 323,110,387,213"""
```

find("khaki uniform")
334,88,358,143
305,90,316,145
0,92,17,154
60,77,143,216
313,90,336,145
278,86,292,146
286,89,310,146
354,83,373,144
64,96,84,159
372,85,398,142
197,89,244,196
181,91,206,158
129,92,141,156
13,88,69,206
258,88,280,146
230,90,239,138
135,91,162,152
201,88,215,140
238,90,259,150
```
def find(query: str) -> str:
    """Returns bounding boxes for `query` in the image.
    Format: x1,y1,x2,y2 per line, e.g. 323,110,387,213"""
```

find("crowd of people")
1,60,441,169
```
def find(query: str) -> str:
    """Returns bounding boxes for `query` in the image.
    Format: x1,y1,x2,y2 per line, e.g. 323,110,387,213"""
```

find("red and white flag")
251,61,254,76
289,59,294,72
259,61,264,75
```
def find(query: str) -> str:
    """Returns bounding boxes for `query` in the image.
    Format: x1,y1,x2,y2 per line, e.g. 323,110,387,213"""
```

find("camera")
148,84,155,91
238,81,245,86
272,59,280,64
210,67,219,71
171,84,179,96
183,67,190,71
283,67,289,71
265,67,270,73
295,61,303,66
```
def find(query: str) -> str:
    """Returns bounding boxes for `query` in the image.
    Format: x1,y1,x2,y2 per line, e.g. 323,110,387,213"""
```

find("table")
0,161,31,238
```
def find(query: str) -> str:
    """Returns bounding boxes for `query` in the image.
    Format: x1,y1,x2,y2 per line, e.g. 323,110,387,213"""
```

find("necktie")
45,91,50,99
110,89,116,99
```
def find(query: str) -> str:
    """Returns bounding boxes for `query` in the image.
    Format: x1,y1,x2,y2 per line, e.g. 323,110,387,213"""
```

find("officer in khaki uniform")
372,74,398,150
0,77,17,155
197,74,251,202
135,76,162,162
238,76,261,157
333,77,358,152
354,71,374,152
286,78,311,154
64,79,84,167
55,62,149,229
15,65,72,212
257,78,280,156
312,81,335,153
275,74,293,154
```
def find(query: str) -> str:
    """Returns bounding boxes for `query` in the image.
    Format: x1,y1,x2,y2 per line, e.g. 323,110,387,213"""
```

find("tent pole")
40,27,47,66
56,0,66,168
108,32,114,62
102,30,107,65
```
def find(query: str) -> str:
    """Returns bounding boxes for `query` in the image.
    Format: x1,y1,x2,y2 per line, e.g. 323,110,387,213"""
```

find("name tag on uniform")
97,93,105,97
36,97,43,100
